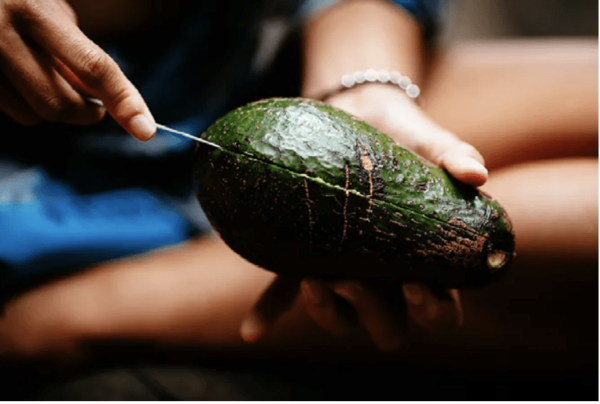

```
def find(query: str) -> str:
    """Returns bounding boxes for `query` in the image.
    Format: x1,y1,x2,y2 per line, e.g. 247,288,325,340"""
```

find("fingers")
402,283,463,333
244,277,462,351
300,278,356,337
332,280,404,351
1,0,154,139
240,276,300,343
437,142,488,187
31,19,155,139
0,30,105,125
396,108,489,187
327,85,488,187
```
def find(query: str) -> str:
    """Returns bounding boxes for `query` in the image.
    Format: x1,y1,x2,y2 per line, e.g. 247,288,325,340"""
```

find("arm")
301,0,423,97
241,0,470,350
302,0,488,186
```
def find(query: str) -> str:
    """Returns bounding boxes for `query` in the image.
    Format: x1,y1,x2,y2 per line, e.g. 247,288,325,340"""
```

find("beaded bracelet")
315,69,421,102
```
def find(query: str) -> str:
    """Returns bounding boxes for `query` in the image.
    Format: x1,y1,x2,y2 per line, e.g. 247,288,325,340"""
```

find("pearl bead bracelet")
315,69,421,102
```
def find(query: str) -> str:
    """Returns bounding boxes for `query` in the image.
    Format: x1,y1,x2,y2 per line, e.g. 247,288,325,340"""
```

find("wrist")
312,69,421,103
301,0,424,98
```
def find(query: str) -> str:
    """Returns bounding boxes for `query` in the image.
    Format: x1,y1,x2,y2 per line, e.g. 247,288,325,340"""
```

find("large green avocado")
193,98,515,288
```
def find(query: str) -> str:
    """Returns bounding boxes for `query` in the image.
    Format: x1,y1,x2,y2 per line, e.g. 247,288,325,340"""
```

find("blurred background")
441,0,598,42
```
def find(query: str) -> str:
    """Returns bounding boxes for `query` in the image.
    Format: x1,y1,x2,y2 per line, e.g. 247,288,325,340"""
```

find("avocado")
193,98,515,288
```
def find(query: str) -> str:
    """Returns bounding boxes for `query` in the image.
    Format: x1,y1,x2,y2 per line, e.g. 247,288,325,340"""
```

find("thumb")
388,106,489,187
436,140,488,187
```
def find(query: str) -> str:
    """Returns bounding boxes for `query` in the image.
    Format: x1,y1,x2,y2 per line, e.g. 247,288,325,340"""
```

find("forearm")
0,237,376,361
301,0,424,98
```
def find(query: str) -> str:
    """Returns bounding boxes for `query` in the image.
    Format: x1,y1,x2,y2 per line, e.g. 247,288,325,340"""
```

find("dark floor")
1,352,597,401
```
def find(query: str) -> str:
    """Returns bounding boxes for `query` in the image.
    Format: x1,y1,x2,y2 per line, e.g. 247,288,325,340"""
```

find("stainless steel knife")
85,97,221,149
155,123,221,149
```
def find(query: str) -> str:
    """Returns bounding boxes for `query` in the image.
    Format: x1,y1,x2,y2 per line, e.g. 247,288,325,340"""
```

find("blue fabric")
298,0,444,37
0,0,437,289
388,0,445,37
0,168,194,276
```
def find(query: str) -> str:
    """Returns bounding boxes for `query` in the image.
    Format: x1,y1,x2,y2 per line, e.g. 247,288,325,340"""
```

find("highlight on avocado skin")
194,98,516,289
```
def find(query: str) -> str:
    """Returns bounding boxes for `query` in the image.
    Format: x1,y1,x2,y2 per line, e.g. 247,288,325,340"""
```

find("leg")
422,38,598,170
453,158,597,370
414,39,598,370
1,160,595,370
0,237,371,361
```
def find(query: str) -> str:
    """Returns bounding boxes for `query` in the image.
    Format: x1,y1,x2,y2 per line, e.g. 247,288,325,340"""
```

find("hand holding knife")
85,97,222,149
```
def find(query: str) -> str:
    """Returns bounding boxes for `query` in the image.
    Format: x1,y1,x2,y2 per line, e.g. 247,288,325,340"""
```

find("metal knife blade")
84,97,221,149
155,123,221,149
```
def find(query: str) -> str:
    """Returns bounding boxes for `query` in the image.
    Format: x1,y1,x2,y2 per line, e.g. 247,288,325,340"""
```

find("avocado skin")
193,98,515,288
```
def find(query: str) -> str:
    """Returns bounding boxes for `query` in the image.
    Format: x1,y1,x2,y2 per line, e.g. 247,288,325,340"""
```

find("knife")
155,123,222,149
85,97,222,149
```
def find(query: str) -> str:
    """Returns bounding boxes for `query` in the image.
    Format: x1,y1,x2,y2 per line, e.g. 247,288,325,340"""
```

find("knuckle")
110,87,131,109
11,0,43,22
37,94,71,121
75,47,113,85
107,87,138,118
6,0,25,15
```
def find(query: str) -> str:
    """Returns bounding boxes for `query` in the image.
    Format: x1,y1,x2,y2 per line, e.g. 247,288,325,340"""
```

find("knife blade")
155,123,221,149
85,97,222,149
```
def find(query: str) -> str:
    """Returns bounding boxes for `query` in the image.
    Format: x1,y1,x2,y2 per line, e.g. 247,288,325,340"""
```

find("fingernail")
403,283,424,305
302,279,324,306
332,281,362,303
240,315,264,343
460,157,488,177
129,114,156,141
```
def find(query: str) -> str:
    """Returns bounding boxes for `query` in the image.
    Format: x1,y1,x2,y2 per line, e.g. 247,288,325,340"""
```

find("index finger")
26,7,156,140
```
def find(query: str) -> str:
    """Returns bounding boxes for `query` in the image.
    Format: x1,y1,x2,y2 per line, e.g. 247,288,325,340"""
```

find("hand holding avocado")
193,98,514,349
325,83,489,187
269,0,496,349
295,83,479,348
241,277,463,351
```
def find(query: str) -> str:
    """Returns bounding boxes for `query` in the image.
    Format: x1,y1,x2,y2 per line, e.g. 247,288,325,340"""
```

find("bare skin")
0,0,156,139
0,35,596,371
424,39,598,170
300,0,489,186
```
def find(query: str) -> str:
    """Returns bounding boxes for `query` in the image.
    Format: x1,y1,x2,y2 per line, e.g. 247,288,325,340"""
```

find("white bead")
399,76,412,90
406,84,420,98
377,70,390,83
365,69,378,82
353,71,366,83
338,70,420,101
341,74,355,87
